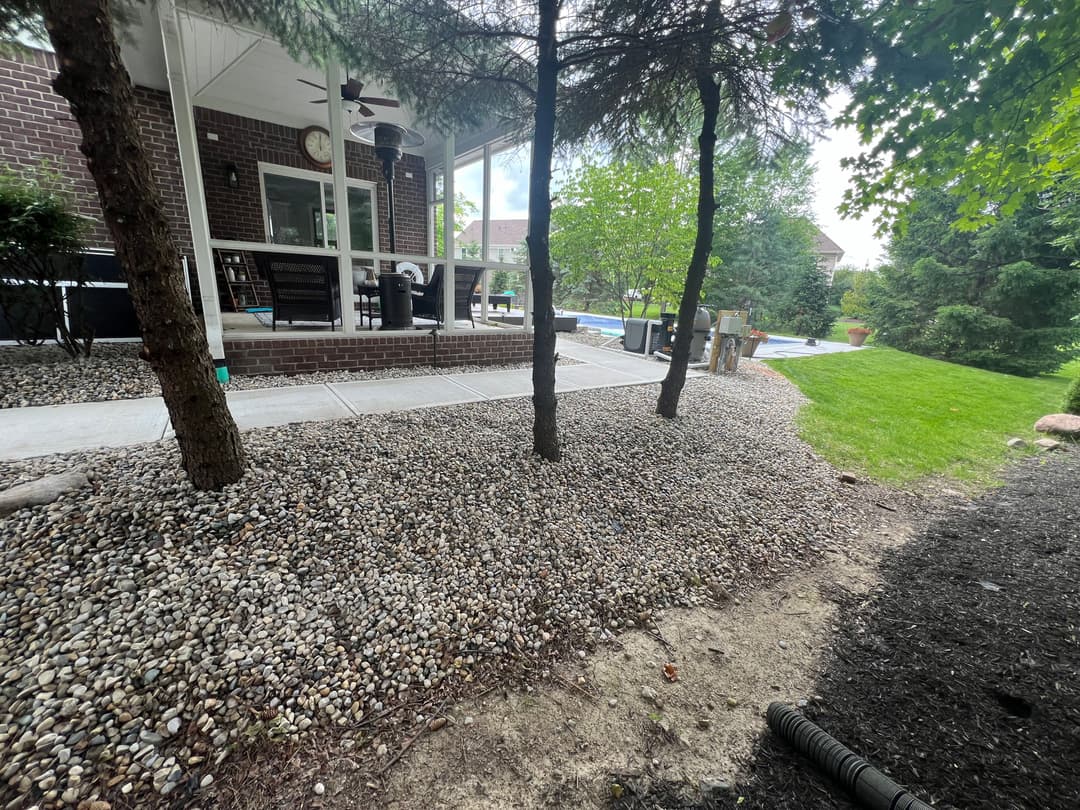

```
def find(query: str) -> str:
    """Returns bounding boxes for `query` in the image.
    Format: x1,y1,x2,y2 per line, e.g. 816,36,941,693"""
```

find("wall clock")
299,126,332,169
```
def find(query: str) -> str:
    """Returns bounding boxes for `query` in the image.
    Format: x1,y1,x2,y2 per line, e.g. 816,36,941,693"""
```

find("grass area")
766,347,1078,488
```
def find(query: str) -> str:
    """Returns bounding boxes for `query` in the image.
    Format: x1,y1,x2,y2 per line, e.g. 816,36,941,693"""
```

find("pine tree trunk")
526,0,561,461
656,61,720,419
41,0,246,489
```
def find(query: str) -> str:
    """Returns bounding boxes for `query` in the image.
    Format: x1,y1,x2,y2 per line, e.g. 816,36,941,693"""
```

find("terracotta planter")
848,330,870,347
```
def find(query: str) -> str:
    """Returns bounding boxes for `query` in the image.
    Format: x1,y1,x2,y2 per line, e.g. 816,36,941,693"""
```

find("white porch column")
326,58,356,333
523,271,533,333
441,133,456,332
157,1,226,369
480,144,491,324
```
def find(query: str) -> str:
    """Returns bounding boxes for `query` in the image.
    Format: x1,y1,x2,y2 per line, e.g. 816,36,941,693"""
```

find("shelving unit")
214,249,261,311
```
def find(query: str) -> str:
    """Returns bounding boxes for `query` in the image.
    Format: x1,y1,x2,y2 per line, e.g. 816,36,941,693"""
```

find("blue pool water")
565,312,625,336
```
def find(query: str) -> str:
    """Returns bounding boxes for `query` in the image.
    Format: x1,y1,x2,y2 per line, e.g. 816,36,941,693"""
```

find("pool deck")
751,337,865,360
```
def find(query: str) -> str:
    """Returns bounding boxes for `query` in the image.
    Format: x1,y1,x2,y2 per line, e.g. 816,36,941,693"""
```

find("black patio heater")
350,121,426,269
350,121,425,329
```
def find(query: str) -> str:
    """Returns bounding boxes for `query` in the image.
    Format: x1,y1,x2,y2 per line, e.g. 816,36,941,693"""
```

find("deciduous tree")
551,159,695,323
839,0,1080,230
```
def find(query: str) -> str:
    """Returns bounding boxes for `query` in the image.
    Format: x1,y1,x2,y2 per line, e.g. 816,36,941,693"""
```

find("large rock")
0,471,91,516
1034,413,1080,437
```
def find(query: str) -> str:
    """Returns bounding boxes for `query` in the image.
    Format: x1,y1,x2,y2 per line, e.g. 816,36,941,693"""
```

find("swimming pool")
563,311,625,336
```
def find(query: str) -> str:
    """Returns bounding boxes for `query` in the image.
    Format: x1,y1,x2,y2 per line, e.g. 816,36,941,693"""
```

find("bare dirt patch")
282,492,920,810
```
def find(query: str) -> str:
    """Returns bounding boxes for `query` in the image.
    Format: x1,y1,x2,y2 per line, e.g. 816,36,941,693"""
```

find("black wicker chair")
411,264,485,328
254,253,341,331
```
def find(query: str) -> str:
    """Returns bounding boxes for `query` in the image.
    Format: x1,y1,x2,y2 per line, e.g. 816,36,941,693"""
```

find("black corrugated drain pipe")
767,702,935,810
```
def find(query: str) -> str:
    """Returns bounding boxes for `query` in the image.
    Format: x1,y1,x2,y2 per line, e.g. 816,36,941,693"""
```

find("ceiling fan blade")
356,102,376,117
309,99,329,104
297,78,327,91
357,97,401,108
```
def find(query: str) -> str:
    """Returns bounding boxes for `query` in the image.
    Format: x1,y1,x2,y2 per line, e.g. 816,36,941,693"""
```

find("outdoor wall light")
225,163,239,189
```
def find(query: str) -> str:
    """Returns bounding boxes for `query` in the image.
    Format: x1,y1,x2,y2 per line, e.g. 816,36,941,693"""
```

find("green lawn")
765,348,1077,488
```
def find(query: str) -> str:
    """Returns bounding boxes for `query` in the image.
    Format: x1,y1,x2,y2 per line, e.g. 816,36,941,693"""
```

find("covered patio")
121,1,535,377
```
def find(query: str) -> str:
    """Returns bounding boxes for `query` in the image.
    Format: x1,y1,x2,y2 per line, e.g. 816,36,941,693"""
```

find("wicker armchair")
411,264,485,328
254,253,341,331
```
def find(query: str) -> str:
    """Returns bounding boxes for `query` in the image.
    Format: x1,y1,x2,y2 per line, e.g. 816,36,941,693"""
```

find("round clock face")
300,127,332,167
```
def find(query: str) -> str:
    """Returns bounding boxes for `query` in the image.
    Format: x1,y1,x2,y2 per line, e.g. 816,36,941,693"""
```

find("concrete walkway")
0,338,700,461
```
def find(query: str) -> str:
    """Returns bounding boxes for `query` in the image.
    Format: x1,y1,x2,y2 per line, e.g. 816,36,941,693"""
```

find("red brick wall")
194,108,427,255
224,332,533,376
0,49,194,258
1,48,429,284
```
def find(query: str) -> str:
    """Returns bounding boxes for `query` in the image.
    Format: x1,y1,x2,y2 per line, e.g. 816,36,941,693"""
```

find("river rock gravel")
0,371,866,808
0,343,576,408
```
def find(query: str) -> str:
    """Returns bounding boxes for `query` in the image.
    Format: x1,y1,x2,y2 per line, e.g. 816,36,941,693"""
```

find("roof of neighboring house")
814,228,844,257
458,219,528,246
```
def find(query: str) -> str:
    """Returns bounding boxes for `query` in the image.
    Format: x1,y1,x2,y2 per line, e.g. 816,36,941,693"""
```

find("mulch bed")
614,452,1080,809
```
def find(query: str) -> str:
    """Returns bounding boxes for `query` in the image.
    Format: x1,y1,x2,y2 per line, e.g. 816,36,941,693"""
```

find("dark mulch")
613,453,1080,810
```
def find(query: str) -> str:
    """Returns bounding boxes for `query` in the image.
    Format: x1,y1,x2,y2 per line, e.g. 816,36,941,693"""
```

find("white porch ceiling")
118,4,452,163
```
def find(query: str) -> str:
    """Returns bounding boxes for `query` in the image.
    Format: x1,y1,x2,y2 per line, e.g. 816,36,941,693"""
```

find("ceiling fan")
297,76,401,117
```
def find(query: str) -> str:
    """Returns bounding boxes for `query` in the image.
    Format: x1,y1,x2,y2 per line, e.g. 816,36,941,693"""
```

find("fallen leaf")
663,663,679,682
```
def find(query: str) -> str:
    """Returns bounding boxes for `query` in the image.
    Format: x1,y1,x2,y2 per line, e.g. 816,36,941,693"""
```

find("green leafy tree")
839,270,872,318
778,261,834,338
829,265,858,307
434,191,478,258
558,2,862,417
551,159,695,324
838,1,1080,230
867,190,1080,376
706,140,821,325
0,167,92,356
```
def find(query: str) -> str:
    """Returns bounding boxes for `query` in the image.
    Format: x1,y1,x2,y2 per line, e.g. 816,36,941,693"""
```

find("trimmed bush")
1065,375,1080,416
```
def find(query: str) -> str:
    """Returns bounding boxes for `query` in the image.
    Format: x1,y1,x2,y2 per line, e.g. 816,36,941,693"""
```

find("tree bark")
656,44,720,418
41,0,246,489
526,0,561,461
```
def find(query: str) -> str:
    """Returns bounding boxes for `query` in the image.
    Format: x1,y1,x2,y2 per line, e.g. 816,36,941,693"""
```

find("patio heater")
351,121,425,329
350,121,425,271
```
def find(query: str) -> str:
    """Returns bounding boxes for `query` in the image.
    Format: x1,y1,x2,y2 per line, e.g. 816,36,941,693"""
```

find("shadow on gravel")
611,454,1080,810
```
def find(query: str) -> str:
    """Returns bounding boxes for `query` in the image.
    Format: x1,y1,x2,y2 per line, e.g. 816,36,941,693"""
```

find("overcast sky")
454,97,887,270
809,94,885,271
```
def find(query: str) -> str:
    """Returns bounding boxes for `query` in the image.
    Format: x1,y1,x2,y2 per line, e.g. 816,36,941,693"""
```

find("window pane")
264,174,323,246
348,187,374,251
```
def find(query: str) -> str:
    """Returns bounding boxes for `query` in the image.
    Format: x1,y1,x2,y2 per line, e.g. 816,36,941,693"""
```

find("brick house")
0,4,533,376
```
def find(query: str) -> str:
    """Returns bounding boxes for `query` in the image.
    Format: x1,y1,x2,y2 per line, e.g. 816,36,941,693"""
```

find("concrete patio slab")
225,384,356,430
0,397,170,460
555,363,643,393
329,375,480,413
443,369,534,400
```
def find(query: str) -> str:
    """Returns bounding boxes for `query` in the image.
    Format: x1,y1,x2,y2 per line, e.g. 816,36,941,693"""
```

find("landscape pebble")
0,372,864,808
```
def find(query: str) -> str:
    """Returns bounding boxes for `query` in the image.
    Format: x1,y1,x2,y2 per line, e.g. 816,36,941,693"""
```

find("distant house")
814,228,845,283
456,218,528,263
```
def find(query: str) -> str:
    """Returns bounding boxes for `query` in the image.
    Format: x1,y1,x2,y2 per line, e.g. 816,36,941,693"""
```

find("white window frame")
257,162,378,253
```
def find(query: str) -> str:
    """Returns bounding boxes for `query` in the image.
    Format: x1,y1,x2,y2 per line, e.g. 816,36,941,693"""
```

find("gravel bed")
0,373,867,808
0,344,579,407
